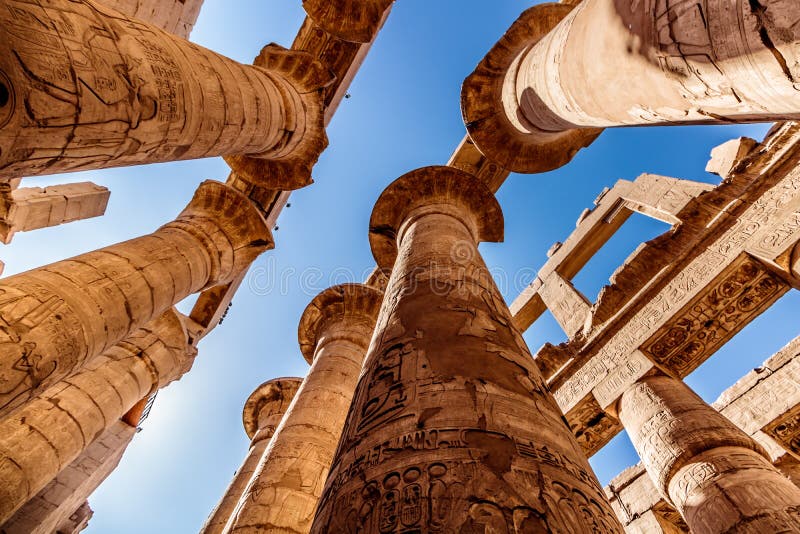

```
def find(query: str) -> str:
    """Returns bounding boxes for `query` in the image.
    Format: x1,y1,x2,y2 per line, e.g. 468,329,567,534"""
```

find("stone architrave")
0,0,327,186
311,167,622,532
228,283,383,533
200,377,302,534
0,419,136,534
101,0,205,38
0,180,270,418
0,308,194,522
617,374,800,534
462,1,800,173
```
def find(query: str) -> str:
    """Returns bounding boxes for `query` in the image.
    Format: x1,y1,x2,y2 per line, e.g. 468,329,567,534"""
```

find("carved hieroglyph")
0,0,327,184
228,284,382,533
618,375,800,534
0,180,270,419
0,419,135,534
0,308,193,522
200,377,302,534
463,0,800,172
312,167,622,533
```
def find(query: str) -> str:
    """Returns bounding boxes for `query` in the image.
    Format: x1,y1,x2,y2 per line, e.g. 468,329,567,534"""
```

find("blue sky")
4,1,799,531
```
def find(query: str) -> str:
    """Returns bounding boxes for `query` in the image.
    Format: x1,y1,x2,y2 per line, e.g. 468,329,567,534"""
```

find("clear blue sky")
3,1,798,532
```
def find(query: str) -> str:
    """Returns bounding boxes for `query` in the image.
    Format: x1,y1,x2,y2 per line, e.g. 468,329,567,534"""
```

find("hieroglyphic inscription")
764,403,800,457
641,256,788,376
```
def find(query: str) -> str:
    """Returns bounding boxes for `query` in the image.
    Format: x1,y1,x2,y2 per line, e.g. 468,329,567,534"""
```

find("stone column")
0,307,193,522
228,283,383,533
618,374,800,534
0,180,270,418
311,167,622,533
462,1,800,173
200,377,302,534
0,0,327,186
0,419,136,534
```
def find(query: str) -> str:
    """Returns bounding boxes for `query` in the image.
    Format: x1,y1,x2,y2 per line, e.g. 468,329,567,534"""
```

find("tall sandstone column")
0,180,270,418
0,308,194,521
0,0,327,184
200,377,302,534
0,419,136,534
462,1,800,173
228,283,383,533
311,167,622,533
618,374,800,534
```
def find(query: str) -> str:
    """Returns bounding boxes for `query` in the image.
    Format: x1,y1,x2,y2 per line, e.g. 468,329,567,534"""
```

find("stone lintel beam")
229,284,382,533
200,377,302,534
619,374,800,534
510,173,712,332
604,464,688,534
0,307,192,521
0,419,136,534
0,180,269,419
313,167,622,532
538,270,592,338
302,0,393,43
463,0,800,174
706,137,760,179
54,501,92,534
0,0,329,189
0,182,110,244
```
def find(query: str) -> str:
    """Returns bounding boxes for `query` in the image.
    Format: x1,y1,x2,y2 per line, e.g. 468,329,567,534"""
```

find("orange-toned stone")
0,308,192,522
0,181,269,419
312,167,622,532
618,374,800,534
0,0,327,187
228,283,382,533
200,377,302,534
463,1,800,173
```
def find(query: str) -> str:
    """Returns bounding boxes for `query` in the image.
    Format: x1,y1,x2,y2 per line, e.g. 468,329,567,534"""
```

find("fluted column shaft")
0,308,193,522
619,374,800,534
228,284,382,533
513,0,800,130
0,0,325,180
0,180,270,417
311,167,622,533
0,419,136,534
201,377,302,534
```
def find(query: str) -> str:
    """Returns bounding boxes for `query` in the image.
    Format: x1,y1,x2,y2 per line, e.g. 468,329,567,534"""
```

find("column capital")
298,283,383,364
225,44,333,190
302,0,393,43
461,3,601,173
242,377,302,441
165,180,273,286
368,166,503,270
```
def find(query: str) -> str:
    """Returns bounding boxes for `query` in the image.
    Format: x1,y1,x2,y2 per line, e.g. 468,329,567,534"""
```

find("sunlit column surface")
311,166,622,532
0,180,270,418
0,308,194,522
228,283,382,533
619,374,800,534
0,0,327,186
462,0,800,173
200,378,302,534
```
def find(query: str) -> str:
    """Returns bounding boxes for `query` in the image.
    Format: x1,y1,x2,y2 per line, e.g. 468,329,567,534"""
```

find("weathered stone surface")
98,0,204,38
302,0,393,43
510,124,800,456
0,0,326,186
463,0,800,172
312,167,622,533
0,180,269,418
228,283,382,533
200,377,302,534
0,308,193,522
619,375,800,534
53,501,92,534
0,182,110,244
605,464,689,534
0,420,135,534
